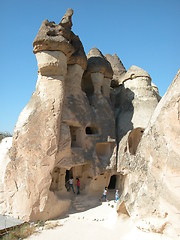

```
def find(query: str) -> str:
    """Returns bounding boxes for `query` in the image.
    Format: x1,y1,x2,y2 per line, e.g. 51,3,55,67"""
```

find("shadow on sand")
60,189,117,218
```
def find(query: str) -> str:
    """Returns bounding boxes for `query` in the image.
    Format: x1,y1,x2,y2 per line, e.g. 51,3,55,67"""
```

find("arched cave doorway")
108,175,116,189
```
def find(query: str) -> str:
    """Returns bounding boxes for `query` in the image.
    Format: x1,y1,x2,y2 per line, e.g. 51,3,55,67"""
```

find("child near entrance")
115,189,119,202
100,187,108,202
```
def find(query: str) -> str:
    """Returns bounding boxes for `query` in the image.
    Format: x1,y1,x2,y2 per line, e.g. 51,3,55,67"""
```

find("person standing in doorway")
68,177,75,193
76,177,80,194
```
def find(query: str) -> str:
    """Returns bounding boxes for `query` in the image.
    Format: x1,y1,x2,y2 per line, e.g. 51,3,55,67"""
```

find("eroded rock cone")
105,53,126,86
87,48,113,79
116,65,160,141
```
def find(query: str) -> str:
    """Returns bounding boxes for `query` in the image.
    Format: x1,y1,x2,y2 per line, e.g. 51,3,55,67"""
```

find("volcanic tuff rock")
33,8,87,70
117,69,180,238
114,65,161,142
105,53,126,86
87,48,113,79
0,9,115,221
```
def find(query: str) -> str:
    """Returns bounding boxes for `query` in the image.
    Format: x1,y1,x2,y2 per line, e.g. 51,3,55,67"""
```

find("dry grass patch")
1,220,63,239
44,221,63,230
1,222,36,240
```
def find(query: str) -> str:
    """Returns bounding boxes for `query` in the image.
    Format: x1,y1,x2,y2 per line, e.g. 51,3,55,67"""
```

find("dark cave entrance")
65,168,73,183
85,126,98,135
65,168,73,191
108,175,116,189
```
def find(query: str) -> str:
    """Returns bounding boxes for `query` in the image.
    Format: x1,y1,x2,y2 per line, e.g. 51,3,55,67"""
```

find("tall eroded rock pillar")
1,9,81,221
116,65,161,141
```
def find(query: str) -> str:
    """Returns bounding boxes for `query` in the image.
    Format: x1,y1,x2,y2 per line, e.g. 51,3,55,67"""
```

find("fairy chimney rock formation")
115,65,161,141
0,9,86,221
86,48,113,97
0,9,116,221
105,53,126,86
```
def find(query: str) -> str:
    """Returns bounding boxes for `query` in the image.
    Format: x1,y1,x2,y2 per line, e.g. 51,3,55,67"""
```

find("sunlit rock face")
0,9,116,221
117,69,180,238
2,51,69,221
0,9,78,221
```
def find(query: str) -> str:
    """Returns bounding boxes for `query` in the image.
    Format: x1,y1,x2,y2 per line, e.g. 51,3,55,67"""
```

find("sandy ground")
27,194,173,240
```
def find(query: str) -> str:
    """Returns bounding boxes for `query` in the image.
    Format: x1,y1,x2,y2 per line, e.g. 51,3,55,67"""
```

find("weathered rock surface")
105,53,126,86
33,8,87,70
87,48,113,79
0,10,115,221
117,69,180,238
115,65,161,141
0,10,74,221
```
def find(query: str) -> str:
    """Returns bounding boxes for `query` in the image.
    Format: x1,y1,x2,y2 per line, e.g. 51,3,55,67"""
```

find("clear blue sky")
1,0,180,134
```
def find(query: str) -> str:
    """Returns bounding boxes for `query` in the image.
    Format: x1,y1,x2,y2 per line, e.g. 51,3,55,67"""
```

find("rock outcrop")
117,69,180,238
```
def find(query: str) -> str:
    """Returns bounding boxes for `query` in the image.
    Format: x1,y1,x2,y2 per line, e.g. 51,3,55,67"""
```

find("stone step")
70,196,91,212
72,204,85,208
75,207,86,211
73,203,82,206
71,201,87,211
